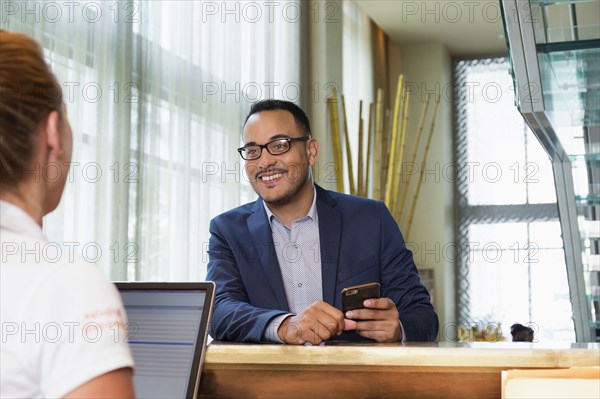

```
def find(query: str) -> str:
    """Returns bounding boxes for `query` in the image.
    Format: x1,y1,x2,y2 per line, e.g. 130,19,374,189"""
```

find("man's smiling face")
242,109,317,206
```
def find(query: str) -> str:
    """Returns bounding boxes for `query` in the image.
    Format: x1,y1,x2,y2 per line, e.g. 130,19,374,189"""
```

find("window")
455,57,575,342
3,0,301,281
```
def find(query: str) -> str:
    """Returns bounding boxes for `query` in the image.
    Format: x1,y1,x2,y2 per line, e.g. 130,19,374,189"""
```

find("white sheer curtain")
3,0,300,281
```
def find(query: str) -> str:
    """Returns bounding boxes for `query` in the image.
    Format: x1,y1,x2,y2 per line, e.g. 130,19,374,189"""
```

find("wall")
396,42,456,340
301,0,343,191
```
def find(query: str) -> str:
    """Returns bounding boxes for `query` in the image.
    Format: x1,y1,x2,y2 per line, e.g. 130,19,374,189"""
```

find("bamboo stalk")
381,108,391,197
373,89,384,200
357,100,364,197
365,103,374,198
391,89,410,219
398,94,431,217
327,88,344,193
385,74,405,208
341,95,355,195
405,96,441,242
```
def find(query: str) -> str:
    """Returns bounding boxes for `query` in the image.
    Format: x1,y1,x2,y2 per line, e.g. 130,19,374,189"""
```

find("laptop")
115,282,215,399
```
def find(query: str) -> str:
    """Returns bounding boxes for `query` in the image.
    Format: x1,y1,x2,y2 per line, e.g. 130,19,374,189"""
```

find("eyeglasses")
237,137,309,160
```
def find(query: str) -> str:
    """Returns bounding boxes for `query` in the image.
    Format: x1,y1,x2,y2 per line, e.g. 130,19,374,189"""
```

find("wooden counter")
199,342,600,398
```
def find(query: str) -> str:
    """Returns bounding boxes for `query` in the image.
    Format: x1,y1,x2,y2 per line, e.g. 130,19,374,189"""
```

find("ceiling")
356,0,508,57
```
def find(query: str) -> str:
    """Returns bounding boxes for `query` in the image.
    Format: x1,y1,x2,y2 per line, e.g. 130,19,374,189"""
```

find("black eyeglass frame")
237,137,310,160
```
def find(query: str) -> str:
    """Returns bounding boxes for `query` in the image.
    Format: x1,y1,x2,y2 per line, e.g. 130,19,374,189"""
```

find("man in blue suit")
207,100,438,344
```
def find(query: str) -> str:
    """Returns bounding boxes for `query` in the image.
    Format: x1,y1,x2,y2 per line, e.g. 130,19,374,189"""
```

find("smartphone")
341,282,381,314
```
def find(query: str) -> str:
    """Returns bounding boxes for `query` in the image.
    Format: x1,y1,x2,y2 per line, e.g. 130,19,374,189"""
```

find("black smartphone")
341,282,381,314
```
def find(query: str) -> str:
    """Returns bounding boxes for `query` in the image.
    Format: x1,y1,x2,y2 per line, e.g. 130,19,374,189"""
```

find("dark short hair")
510,323,534,342
244,99,311,137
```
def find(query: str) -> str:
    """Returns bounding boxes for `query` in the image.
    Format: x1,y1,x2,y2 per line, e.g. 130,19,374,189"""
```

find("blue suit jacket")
207,185,439,342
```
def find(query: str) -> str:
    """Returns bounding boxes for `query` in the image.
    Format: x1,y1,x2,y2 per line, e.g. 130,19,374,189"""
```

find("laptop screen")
116,282,215,399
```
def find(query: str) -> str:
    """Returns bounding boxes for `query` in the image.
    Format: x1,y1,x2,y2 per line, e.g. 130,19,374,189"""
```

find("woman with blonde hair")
0,30,135,398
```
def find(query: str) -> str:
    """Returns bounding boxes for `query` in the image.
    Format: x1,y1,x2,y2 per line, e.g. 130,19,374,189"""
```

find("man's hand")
277,301,352,345
344,297,401,342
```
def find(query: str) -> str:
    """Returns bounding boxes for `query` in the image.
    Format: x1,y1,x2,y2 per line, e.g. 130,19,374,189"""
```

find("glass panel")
467,221,574,342
540,48,600,153
529,222,575,342
529,221,565,248
463,57,560,205
469,249,530,338
465,62,527,205
469,223,528,249
530,249,576,342
580,218,600,241
455,57,573,342
531,0,600,43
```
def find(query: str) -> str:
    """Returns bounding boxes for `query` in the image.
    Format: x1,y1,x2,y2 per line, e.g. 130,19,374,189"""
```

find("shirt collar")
263,185,318,227
0,200,45,241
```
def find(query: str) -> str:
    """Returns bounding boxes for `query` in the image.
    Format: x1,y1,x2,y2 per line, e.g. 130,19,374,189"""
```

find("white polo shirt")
0,200,134,398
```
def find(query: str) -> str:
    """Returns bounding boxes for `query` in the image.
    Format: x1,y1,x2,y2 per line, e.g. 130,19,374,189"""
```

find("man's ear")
308,138,318,166
43,110,62,163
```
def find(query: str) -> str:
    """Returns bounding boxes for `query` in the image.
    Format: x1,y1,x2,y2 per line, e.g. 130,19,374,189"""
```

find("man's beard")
252,166,311,206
